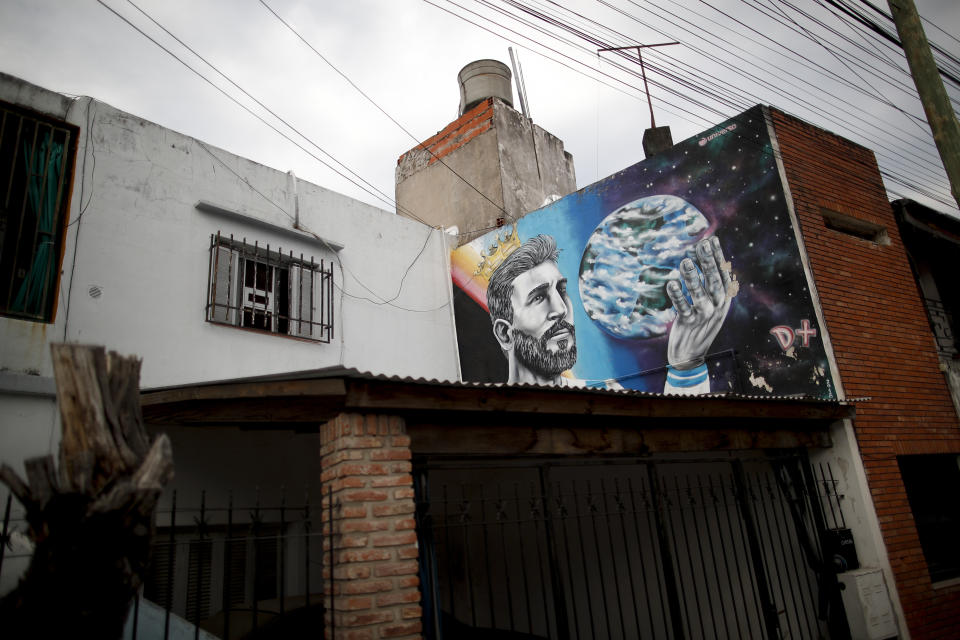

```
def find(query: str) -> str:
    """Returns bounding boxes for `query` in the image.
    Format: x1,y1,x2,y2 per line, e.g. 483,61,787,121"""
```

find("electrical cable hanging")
258,0,519,226
195,138,449,312
116,0,430,224
601,0,949,201
109,0,521,240
96,0,453,312
434,0,956,210
607,0,946,164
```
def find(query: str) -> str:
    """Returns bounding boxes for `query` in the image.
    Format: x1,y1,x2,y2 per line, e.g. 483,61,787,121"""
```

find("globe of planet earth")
579,194,710,339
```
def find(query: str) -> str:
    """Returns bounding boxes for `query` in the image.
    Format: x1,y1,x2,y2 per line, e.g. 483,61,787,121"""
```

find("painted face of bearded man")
487,235,577,385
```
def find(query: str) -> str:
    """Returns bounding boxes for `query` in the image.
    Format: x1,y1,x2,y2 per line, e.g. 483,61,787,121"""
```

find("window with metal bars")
186,538,213,624
206,232,333,342
143,525,282,623
0,100,77,322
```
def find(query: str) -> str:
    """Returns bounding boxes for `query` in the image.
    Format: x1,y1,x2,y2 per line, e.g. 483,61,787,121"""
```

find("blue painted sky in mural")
494,105,835,397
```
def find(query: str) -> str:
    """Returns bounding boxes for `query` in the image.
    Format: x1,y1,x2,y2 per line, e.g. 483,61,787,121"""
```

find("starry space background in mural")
452,105,836,398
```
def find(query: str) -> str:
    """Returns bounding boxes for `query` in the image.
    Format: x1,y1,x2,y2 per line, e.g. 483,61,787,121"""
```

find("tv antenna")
598,42,679,128
508,47,531,119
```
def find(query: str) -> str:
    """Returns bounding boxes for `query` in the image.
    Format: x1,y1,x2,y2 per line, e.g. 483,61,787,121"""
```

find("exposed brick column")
320,412,422,639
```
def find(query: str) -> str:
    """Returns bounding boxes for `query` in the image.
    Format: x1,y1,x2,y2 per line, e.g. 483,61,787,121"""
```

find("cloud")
1,0,955,217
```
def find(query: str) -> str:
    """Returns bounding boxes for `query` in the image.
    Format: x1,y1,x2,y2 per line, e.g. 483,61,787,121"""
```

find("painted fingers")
666,236,731,317
697,237,728,306
665,279,691,317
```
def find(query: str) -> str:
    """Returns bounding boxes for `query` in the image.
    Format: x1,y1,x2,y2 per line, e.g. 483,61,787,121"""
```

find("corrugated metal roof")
145,364,866,405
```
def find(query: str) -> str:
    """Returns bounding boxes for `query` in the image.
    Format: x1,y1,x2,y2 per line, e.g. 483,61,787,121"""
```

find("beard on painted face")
512,319,577,378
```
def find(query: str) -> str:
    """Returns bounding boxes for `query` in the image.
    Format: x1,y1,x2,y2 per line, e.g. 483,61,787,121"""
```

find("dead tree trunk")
0,344,174,638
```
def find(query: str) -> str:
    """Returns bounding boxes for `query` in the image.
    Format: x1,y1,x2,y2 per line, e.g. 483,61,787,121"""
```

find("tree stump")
0,344,174,638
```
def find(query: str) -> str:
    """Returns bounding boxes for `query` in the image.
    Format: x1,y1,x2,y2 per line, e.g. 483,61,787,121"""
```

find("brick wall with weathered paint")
395,99,495,180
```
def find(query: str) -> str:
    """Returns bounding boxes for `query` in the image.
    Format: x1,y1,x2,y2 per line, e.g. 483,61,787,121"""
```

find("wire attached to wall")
91,0,485,316
62,96,97,346
195,140,449,313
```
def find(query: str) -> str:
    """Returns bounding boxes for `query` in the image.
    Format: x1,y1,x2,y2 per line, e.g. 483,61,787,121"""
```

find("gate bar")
797,455,848,636
732,460,781,640
538,467,571,640
647,465,686,640
570,479,599,640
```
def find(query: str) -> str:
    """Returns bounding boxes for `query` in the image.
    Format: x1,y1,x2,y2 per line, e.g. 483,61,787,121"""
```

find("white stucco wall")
0,385,59,594
0,72,458,390
0,74,459,584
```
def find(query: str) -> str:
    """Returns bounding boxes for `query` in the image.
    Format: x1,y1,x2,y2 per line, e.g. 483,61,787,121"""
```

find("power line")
258,0,519,225
100,0,957,214
122,0,513,241
94,0,416,219
757,0,934,144
585,0,948,180
113,0,429,223
464,3,944,204
121,0,428,220
103,0,533,240
762,0,921,102
423,0,712,127
633,0,942,156
844,0,960,87
442,0,955,209
96,0,451,312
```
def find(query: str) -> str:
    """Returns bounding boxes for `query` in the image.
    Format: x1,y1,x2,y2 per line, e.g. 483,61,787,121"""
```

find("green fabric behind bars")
11,133,62,317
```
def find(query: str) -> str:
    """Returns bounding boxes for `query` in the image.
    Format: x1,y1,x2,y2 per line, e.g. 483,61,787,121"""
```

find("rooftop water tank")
458,60,513,116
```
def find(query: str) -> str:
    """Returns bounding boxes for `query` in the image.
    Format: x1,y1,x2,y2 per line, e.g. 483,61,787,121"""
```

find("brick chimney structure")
395,60,575,246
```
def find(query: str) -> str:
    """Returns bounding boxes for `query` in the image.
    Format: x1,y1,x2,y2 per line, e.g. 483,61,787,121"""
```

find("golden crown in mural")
474,224,522,279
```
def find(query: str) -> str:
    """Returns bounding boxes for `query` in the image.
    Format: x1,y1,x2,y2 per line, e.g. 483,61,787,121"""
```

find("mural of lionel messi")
485,216,734,393
451,105,837,398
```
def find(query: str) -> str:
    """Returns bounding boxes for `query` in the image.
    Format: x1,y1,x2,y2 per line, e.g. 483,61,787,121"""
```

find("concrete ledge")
0,372,56,397
196,200,345,252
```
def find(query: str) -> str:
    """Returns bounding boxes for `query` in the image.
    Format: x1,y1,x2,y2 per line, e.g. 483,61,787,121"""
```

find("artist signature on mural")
699,123,737,146
770,319,818,350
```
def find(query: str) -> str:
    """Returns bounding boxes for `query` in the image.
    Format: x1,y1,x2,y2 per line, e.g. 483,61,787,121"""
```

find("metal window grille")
0,101,77,322
922,297,956,357
121,489,327,639
186,539,213,624
206,231,333,343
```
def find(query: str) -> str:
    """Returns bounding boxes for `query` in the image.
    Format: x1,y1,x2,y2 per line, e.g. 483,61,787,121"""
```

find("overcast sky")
2,0,958,223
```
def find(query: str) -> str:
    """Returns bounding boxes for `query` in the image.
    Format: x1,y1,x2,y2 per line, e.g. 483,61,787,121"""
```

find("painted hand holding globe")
665,236,734,371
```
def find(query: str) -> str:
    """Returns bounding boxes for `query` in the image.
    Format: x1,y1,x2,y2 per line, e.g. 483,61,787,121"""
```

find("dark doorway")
415,453,846,640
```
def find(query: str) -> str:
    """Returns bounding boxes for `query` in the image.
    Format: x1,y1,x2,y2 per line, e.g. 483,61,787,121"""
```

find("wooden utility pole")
0,345,174,638
888,0,960,210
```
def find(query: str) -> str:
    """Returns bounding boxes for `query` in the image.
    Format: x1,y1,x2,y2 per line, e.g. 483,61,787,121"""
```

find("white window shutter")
290,265,315,338
210,246,237,324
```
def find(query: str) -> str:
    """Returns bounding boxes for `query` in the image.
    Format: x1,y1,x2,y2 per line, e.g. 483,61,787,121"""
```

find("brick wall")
771,108,960,638
320,412,422,639
396,98,494,176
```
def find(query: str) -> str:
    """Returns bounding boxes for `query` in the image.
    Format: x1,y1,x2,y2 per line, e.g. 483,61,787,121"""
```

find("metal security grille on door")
415,455,846,640
206,232,333,342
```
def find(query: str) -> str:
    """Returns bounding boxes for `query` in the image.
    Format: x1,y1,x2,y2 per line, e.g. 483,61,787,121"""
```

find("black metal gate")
414,454,846,640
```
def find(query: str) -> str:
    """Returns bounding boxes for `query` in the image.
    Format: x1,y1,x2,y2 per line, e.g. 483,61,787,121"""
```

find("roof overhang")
141,372,857,432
